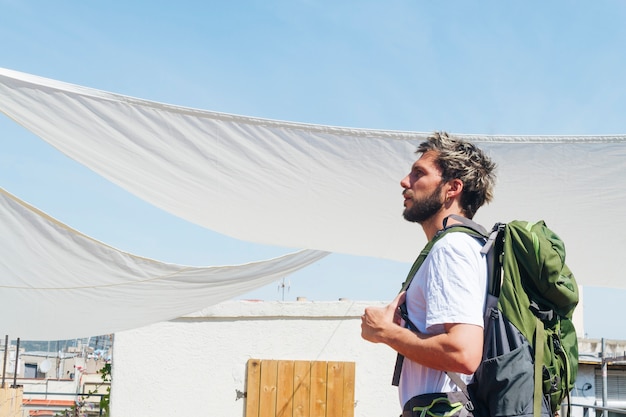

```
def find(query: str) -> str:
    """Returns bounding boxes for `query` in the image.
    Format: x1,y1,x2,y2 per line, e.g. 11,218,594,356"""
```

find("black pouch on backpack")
468,305,552,417
402,392,473,417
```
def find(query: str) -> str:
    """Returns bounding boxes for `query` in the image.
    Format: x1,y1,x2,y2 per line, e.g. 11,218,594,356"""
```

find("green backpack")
394,216,579,417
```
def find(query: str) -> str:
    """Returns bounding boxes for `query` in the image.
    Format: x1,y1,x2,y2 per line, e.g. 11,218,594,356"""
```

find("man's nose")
400,174,410,189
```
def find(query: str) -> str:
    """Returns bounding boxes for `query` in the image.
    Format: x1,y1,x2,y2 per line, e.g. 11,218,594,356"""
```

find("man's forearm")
383,323,483,374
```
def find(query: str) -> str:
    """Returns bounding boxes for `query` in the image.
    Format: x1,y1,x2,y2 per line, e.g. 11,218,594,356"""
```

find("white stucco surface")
111,299,399,417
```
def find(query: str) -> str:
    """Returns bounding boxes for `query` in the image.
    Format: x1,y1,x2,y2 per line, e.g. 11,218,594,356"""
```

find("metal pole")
1,335,8,388
602,338,608,417
571,403,626,415
12,337,20,388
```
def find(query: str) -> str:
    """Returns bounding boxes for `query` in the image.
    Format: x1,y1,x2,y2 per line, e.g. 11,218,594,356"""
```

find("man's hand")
360,291,406,343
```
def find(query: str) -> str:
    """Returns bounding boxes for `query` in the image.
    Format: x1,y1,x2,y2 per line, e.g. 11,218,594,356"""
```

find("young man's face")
400,151,446,223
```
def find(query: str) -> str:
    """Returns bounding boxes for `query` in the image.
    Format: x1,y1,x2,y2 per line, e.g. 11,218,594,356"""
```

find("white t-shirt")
398,232,488,408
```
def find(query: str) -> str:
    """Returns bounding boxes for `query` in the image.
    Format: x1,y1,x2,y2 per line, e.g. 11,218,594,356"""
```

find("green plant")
55,362,111,417
91,363,111,416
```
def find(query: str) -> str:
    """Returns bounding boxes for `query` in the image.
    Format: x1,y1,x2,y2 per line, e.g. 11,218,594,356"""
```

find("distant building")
572,338,626,417
0,338,110,416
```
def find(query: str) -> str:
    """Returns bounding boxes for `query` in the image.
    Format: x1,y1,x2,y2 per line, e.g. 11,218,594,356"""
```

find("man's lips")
402,190,411,206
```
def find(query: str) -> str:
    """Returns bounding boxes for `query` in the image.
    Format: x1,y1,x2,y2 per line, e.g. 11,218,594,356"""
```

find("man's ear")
446,178,464,200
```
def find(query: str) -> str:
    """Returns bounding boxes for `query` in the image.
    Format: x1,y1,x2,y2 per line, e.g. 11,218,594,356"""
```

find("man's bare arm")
361,292,483,374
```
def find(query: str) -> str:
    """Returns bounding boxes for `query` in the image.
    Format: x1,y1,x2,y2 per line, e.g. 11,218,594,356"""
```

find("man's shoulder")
427,230,486,265
433,229,484,249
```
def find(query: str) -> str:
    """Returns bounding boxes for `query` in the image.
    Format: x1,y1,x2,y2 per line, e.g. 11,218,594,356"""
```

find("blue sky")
1,1,625,340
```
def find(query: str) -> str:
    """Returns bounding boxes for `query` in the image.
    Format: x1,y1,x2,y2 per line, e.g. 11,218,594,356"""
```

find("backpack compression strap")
534,318,545,417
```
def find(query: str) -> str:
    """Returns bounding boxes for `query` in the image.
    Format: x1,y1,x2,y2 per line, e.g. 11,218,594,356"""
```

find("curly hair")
417,131,496,219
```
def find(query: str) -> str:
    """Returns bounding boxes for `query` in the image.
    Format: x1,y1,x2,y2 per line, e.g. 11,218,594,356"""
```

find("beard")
402,183,445,223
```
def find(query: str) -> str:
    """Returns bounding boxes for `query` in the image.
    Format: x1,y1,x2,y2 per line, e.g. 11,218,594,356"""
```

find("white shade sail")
0,68,625,339
0,187,328,340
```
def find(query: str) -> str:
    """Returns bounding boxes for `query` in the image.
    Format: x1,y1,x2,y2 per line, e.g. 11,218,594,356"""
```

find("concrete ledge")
183,299,388,319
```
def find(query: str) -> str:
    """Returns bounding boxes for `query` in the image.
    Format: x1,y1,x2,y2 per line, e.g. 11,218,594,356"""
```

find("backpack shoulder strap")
444,214,489,237
446,222,505,400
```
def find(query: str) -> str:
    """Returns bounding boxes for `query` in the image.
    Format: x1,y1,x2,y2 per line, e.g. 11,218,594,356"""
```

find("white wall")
111,299,399,417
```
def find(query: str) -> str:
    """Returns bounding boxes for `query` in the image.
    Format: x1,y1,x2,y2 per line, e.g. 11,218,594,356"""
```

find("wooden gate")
245,359,355,417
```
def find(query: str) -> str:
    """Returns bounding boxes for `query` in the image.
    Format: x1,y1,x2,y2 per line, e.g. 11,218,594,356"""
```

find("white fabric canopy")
0,67,625,338
0,187,327,340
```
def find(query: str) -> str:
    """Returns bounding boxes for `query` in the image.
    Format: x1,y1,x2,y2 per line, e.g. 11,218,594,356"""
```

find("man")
361,131,497,415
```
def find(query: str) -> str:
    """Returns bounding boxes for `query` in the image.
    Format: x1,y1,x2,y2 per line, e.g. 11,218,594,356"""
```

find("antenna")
278,277,290,301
